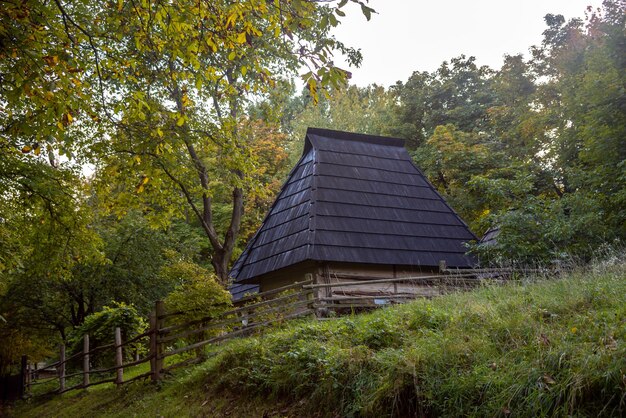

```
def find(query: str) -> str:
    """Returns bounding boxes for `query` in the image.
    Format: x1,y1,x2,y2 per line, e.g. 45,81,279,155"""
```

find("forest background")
0,0,624,373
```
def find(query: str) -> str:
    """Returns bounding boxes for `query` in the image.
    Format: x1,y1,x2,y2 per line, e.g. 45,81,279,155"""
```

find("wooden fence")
23,280,315,397
21,267,552,397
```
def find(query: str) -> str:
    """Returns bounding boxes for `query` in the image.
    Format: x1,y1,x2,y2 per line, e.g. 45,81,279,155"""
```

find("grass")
10,261,626,417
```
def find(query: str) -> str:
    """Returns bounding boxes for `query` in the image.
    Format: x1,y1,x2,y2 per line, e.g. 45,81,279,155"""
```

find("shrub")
67,302,146,366
162,261,232,322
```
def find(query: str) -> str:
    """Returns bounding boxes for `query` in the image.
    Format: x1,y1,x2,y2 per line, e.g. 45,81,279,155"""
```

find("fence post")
83,334,90,388
59,344,66,392
304,274,316,319
19,355,27,399
149,310,158,381
114,327,123,385
155,301,165,377
150,300,165,381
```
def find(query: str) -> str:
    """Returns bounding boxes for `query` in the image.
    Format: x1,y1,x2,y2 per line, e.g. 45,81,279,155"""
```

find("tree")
394,55,496,149
475,0,626,261
1,0,374,284
278,84,399,165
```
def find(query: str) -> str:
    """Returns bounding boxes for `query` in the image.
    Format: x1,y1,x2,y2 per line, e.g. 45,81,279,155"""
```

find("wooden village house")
229,128,478,308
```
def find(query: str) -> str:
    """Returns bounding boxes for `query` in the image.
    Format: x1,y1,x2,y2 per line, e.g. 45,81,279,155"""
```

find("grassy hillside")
11,262,626,417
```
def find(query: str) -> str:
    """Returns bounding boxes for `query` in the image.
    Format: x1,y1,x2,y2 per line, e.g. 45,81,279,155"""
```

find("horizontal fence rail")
23,280,316,397
22,268,548,398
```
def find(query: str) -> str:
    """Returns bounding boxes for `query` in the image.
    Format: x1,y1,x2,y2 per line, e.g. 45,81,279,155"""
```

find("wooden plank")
57,350,83,365
58,344,65,393
161,356,205,374
58,383,83,395
120,354,153,369
159,314,234,336
304,273,478,289
82,334,89,388
223,289,313,316
160,298,314,344
160,314,243,337
157,310,187,320
160,309,314,359
119,371,152,385
20,356,27,398
160,289,313,336
28,377,59,386
234,279,312,304
319,295,417,302
442,267,545,274
114,327,123,385
314,303,381,309
155,301,165,381
149,310,158,382
63,370,87,380
119,329,151,346
81,377,117,389
85,342,115,356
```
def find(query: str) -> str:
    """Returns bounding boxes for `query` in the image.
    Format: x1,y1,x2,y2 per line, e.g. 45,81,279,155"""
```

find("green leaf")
360,4,374,21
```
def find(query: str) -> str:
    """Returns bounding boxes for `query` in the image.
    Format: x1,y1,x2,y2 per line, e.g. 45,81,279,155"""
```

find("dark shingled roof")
228,282,259,301
229,128,477,285
479,226,500,247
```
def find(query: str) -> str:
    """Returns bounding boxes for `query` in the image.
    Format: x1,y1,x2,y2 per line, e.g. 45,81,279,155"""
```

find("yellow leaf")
228,51,236,60
241,66,247,76
226,13,237,29
236,32,247,44
176,116,185,126
156,128,164,137
134,155,141,164
42,55,59,66
117,0,124,11
21,145,32,154
182,94,192,107
142,176,149,185
34,146,41,156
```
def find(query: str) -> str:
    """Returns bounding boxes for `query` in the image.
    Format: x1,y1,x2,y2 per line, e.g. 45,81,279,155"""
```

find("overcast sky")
331,0,604,87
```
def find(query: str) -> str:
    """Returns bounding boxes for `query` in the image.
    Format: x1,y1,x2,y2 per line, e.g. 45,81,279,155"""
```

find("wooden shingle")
229,128,477,288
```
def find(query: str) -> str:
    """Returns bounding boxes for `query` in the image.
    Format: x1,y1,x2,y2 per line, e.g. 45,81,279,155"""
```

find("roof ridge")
229,151,311,281
307,147,318,259
305,127,405,150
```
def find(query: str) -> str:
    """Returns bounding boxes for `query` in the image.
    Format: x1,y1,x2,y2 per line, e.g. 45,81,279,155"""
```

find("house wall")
317,262,446,300
254,261,469,309
256,261,318,293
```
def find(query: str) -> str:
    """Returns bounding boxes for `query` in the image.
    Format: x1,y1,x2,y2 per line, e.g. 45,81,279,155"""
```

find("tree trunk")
211,249,229,285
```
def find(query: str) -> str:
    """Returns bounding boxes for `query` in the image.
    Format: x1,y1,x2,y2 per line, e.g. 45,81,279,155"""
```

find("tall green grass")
14,261,625,417
206,263,625,417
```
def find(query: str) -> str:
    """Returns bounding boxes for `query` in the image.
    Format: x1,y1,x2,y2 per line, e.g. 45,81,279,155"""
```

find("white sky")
332,0,604,87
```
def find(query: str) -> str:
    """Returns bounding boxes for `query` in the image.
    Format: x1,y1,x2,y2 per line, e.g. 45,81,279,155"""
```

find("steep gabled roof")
230,128,477,283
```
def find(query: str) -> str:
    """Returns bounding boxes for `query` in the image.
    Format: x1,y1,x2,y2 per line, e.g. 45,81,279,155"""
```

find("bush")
162,261,232,322
67,302,146,365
